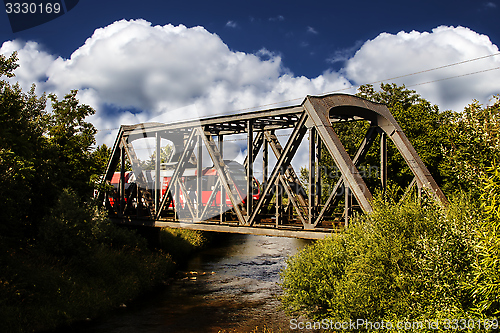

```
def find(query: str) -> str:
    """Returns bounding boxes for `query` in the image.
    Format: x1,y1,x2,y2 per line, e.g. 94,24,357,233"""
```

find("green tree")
0,52,49,239
313,83,453,202
470,163,500,315
280,194,480,323
440,96,500,194
141,145,174,170
90,143,112,181
0,52,100,240
45,90,97,198
357,83,451,189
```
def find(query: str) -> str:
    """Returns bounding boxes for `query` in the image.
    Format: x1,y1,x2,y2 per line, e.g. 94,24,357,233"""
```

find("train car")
108,160,259,211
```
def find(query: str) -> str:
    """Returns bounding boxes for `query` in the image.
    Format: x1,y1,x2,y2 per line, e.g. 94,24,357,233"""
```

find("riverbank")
54,234,312,333
0,224,211,333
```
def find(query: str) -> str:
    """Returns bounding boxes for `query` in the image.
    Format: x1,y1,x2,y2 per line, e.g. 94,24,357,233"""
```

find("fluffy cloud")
345,26,500,111
1,19,350,148
1,21,499,169
0,40,55,89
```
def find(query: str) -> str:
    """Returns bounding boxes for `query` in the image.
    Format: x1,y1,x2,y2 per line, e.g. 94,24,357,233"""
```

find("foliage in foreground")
470,163,500,315
280,194,483,327
0,189,174,333
287,85,500,331
159,227,211,262
0,51,107,244
0,51,212,333
0,190,211,333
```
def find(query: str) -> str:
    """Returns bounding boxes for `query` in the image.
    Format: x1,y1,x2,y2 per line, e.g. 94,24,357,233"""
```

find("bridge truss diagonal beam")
156,129,197,219
199,127,248,225
98,93,447,239
305,94,447,207
313,125,379,227
264,130,308,210
303,97,374,213
247,111,309,226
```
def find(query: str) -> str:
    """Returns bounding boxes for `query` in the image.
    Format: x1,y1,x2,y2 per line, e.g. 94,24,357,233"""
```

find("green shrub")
39,188,148,258
38,188,96,257
159,227,209,262
0,189,175,333
470,163,500,315
280,194,481,324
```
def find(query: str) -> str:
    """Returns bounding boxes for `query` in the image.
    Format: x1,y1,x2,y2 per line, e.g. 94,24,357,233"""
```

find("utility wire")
96,52,500,132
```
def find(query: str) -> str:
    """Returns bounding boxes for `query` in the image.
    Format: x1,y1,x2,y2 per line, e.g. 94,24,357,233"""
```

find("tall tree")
310,83,453,201
0,52,48,239
440,96,500,194
0,52,99,241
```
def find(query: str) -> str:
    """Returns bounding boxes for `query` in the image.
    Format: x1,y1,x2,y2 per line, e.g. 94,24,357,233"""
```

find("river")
65,234,313,333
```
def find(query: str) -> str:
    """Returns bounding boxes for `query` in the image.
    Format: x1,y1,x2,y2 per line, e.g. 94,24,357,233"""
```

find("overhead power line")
96,52,500,132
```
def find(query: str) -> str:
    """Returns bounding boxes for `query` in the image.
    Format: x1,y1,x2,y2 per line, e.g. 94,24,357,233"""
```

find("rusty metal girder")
97,93,447,239
156,129,197,218
199,128,248,225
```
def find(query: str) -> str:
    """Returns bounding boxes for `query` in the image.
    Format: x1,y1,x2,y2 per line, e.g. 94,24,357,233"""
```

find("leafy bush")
39,188,148,258
470,163,500,315
440,95,500,194
280,195,481,324
1,189,175,333
159,227,209,262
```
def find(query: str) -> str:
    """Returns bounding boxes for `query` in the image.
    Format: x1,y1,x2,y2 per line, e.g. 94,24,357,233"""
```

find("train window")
203,175,216,191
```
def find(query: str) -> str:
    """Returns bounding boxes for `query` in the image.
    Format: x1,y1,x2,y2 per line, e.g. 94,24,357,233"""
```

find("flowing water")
66,234,313,333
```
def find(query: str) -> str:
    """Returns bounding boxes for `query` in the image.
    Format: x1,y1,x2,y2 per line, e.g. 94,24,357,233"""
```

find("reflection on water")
66,234,312,333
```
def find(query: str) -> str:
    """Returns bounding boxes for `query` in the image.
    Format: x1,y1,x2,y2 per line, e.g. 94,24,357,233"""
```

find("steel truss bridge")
97,94,447,239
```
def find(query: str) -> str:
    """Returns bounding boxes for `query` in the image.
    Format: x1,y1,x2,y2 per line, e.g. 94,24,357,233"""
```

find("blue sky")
1,0,500,154
2,0,499,76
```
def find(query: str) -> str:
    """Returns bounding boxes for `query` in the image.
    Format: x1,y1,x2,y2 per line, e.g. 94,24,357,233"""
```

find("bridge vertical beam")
264,130,308,209
121,137,153,218
199,128,247,225
380,132,387,194
248,112,308,226
275,175,282,226
344,182,351,226
263,132,268,188
155,132,161,215
197,133,202,218
219,134,224,221
247,120,254,215
308,127,316,225
316,132,321,208
314,126,378,227
119,144,126,216
156,129,197,219
376,114,447,205
279,174,307,226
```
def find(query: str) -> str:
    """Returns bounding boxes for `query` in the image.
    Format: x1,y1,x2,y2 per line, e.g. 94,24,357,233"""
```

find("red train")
108,160,260,210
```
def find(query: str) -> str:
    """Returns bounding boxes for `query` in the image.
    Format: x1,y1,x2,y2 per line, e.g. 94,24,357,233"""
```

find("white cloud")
344,26,500,111
1,19,349,149
0,40,55,91
226,20,238,28
327,40,364,64
269,15,284,22
2,21,500,172
307,26,318,34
